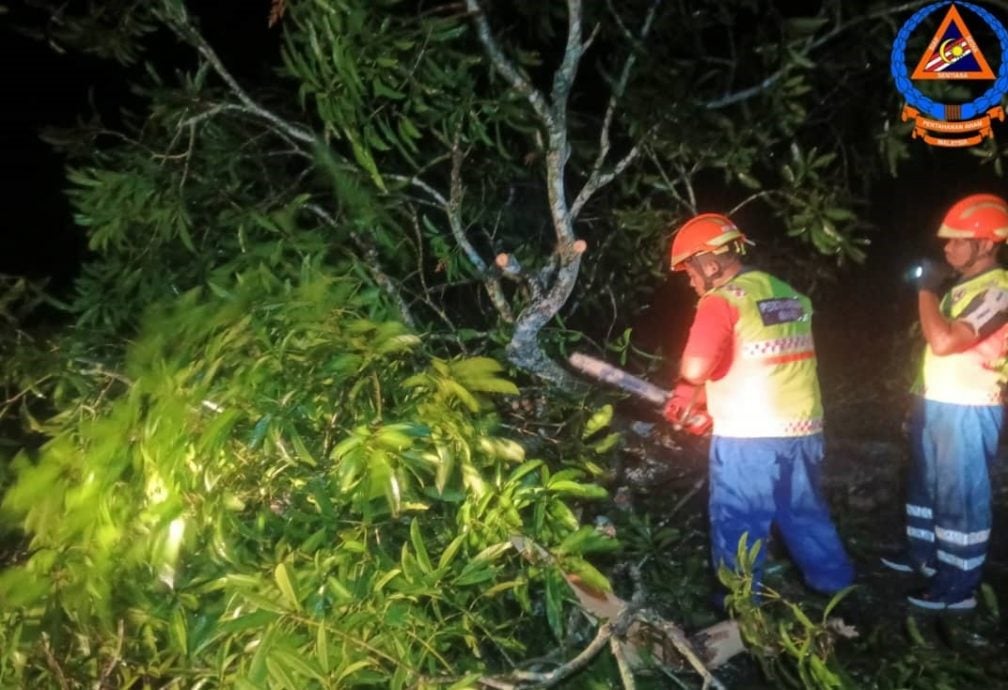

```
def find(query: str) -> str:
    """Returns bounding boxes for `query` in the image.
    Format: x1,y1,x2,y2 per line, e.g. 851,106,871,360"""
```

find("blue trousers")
709,434,854,594
906,398,1003,599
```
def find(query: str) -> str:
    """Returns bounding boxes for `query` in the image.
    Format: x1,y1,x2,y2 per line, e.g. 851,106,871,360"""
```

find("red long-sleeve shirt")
681,293,737,382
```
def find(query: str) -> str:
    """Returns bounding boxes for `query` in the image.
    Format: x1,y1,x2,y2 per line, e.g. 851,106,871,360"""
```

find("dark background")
0,1,280,291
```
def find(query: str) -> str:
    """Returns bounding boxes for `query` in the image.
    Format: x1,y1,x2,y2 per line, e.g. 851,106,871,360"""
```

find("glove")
663,381,712,436
663,381,702,423
680,408,713,436
905,258,953,294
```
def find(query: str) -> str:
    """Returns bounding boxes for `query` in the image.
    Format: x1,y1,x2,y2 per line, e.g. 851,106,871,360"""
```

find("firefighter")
881,193,1008,611
663,213,854,602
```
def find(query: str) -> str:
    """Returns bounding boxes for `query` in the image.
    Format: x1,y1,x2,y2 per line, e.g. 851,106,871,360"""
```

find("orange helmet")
669,213,748,270
937,194,1008,243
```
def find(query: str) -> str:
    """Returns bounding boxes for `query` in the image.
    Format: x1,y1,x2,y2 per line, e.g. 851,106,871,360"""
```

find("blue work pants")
709,434,854,595
906,398,1003,600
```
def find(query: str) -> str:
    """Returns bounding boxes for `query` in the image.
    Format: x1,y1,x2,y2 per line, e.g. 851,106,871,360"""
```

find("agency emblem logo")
891,1,1008,147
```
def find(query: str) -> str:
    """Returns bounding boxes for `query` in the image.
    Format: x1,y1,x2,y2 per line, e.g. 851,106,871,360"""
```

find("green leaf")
336,659,376,683
736,171,762,190
170,607,189,657
316,624,329,673
556,527,620,556
563,557,612,594
410,518,433,573
273,563,301,611
582,404,613,439
272,649,325,683
289,431,318,466
544,567,565,641
266,654,298,690
508,459,544,483
547,479,607,500
822,585,855,619
438,534,465,570
590,432,621,454
343,127,387,191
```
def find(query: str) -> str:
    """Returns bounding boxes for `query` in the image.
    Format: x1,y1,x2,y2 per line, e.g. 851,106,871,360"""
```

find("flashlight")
903,263,925,285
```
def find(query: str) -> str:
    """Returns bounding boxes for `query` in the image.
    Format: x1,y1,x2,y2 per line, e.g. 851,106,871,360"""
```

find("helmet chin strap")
687,254,723,292
959,240,982,272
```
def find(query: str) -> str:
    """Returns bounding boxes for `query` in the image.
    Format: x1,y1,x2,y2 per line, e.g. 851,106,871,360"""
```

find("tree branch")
98,619,125,688
463,0,554,127
704,0,931,109
511,620,617,687
304,203,416,328
550,0,585,126
449,134,515,323
389,146,516,325
636,610,727,690
610,637,637,690
570,0,662,219
159,1,315,145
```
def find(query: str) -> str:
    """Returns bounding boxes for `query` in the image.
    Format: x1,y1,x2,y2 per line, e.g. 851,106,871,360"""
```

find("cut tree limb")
490,535,743,690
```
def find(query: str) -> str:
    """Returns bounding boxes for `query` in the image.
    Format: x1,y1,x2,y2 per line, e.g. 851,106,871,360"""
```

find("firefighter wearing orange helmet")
882,194,1008,611
665,213,853,604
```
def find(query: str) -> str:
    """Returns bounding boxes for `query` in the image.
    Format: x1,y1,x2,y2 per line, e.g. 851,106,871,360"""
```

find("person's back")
704,269,822,438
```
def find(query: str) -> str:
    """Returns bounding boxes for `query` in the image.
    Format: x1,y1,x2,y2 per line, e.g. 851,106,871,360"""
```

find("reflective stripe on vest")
916,268,1008,405
705,270,823,438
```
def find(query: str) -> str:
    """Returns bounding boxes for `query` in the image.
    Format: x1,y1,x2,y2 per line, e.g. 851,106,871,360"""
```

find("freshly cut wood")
560,566,744,670
508,535,744,687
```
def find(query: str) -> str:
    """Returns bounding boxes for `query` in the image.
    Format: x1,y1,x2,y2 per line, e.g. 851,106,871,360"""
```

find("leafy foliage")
0,265,613,688
720,535,853,689
30,0,916,376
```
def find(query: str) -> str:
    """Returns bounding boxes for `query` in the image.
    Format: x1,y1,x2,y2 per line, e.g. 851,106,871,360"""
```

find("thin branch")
177,123,196,192
390,138,516,323
604,0,634,44
550,0,585,123
704,0,930,109
40,635,70,690
704,72,785,110
669,477,706,516
571,131,653,218
463,0,553,127
570,0,663,218
496,253,543,302
610,638,637,690
728,190,779,216
636,610,727,690
646,147,697,213
161,4,315,145
512,620,616,685
98,619,126,688
176,102,246,129
304,203,416,328
582,22,602,53
448,134,492,277
655,662,693,690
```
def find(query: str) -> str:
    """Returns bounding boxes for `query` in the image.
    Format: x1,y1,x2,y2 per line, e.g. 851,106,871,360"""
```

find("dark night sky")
0,13,90,288
0,1,278,292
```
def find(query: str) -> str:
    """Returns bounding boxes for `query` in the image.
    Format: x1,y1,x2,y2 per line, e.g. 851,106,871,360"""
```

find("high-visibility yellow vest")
704,270,823,437
916,268,1008,405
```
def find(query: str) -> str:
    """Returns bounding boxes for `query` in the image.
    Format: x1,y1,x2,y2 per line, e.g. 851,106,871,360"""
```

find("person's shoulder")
957,267,1008,295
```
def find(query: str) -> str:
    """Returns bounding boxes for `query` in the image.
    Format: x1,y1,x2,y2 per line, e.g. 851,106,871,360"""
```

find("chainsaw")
568,352,712,436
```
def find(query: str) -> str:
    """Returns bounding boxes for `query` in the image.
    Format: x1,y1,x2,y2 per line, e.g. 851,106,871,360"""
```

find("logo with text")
891,1,1008,147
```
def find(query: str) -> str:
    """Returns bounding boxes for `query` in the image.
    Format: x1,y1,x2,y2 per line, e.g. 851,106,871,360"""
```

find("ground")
604,413,1008,688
